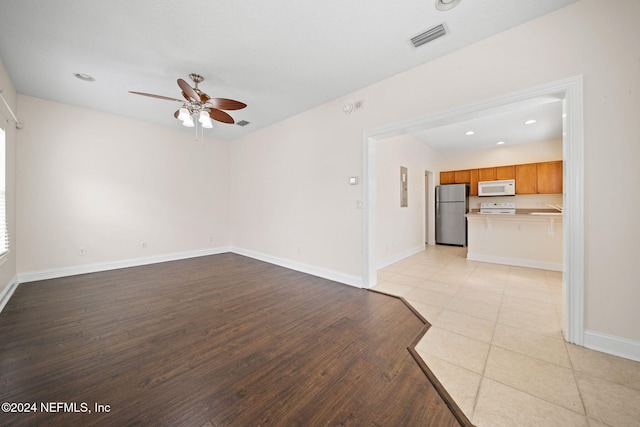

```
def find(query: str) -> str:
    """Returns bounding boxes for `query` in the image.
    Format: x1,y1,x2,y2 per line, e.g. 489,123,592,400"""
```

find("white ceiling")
408,96,564,151
0,0,577,143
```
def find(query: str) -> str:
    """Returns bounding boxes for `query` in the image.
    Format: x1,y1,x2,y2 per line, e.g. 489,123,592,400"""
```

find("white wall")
438,138,562,171
231,0,640,345
376,134,440,267
0,59,18,304
16,96,232,274
230,103,364,280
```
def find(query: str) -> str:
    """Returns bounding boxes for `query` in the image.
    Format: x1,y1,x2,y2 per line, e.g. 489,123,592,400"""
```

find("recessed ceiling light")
497,141,505,145
524,119,537,125
73,73,95,82
435,0,462,11
465,130,474,136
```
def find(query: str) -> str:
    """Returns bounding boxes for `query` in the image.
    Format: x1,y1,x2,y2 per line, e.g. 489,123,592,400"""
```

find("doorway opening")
362,76,584,345
425,171,430,245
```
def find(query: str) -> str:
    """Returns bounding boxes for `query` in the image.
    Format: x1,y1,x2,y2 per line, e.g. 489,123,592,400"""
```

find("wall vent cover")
410,23,447,48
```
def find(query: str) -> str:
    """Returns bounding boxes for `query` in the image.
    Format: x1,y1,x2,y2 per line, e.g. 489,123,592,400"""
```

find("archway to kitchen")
362,76,584,345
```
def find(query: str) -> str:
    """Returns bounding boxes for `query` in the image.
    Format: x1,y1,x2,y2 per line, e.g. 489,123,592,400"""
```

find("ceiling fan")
129,73,246,128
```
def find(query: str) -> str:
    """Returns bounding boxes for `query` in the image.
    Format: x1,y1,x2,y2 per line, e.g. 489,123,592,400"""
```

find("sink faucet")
547,204,563,212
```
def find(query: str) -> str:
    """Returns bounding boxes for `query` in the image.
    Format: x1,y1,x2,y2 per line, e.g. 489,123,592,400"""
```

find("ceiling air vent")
236,120,250,127
410,23,447,48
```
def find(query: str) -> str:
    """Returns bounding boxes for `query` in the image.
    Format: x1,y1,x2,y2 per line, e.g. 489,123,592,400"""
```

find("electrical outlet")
78,247,86,256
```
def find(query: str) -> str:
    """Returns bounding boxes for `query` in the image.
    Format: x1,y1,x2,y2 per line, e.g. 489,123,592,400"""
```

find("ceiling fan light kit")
178,107,190,121
199,111,213,128
129,73,247,140
182,115,195,128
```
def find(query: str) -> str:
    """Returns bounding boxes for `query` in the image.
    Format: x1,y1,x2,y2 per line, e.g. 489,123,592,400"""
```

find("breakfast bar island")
465,212,563,271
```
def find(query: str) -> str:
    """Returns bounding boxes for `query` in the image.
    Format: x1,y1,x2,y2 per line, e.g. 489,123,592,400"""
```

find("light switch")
349,176,359,185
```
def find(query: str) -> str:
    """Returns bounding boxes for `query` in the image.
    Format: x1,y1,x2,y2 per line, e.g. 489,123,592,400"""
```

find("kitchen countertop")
467,209,563,219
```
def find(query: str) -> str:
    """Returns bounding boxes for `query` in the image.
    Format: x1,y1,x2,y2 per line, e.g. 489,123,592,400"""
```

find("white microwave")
478,179,516,196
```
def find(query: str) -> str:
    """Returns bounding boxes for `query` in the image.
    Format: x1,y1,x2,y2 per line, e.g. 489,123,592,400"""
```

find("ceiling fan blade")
206,98,247,110
177,78,200,102
129,91,183,102
174,110,180,119
208,108,235,124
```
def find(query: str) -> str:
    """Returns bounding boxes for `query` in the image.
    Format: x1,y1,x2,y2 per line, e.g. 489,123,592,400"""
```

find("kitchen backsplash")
469,193,563,210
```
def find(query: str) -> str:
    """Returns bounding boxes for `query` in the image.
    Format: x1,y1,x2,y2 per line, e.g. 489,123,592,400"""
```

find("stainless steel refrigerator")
436,183,469,246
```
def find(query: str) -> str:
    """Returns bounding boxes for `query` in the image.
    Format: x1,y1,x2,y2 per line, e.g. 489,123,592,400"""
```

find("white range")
479,202,516,214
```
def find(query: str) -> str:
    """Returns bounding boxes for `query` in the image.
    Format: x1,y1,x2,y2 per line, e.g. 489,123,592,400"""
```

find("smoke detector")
343,100,364,114
435,0,462,11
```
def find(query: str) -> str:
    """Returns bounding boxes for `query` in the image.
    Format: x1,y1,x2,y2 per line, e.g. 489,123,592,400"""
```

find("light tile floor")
374,245,640,427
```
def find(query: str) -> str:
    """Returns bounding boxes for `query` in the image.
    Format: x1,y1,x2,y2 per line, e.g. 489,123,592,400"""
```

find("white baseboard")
377,244,426,269
584,329,640,362
0,275,19,313
17,246,363,290
9,246,362,312
17,246,233,284
232,247,363,288
466,252,562,271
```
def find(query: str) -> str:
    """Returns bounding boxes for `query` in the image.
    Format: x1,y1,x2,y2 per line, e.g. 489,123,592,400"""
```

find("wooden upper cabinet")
443,161,561,194
515,163,537,194
537,161,563,194
469,169,479,196
496,165,515,180
440,171,455,184
454,169,471,184
477,167,496,182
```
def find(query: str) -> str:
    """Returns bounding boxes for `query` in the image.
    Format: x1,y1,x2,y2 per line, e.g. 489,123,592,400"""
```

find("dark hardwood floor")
0,253,469,426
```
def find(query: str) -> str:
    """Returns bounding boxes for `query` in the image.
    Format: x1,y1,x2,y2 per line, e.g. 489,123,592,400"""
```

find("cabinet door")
440,171,455,184
454,169,471,184
469,169,479,196
515,163,537,194
496,165,515,180
537,161,563,194
478,167,496,182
